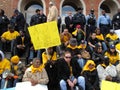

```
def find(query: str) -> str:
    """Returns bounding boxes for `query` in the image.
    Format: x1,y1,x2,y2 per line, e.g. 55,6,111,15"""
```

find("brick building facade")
0,0,120,24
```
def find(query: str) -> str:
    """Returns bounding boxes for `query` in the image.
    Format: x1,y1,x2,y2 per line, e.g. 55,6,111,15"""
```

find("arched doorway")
60,0,85,24
18,0,46,25
99,0,119,18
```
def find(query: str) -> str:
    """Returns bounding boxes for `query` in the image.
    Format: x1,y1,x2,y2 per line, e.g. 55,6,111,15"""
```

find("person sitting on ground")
1,24,19,52
105,29,119,46
82,60,100,90
95,28,107,52
57,50,85,90
1,55,26,88
88,32,100,52
0,50,11,89
66,38,78,56
72,24,85,45
14,30,30,57
42,47,57,67
97,56,119,84
92,44,104,66
22,58,49,86
104,44,119,65
10,55,26,87
60,28,72,50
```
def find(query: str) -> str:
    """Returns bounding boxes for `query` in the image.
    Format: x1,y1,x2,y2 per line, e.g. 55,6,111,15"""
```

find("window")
26,4,43,25
61,5,75,24
100,4,110,13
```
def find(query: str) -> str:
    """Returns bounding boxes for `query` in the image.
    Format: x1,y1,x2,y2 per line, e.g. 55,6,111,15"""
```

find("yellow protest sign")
28,21,61,50
101,80,120,90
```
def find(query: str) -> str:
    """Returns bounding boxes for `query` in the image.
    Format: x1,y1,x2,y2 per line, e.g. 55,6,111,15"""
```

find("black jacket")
82,70,100,90
57,58,82,81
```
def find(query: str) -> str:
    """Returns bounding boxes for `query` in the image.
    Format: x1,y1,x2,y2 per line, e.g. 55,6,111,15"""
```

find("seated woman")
72,24,85,45
22,58,49,86
57,50,85,90
42,47,57,67
104,44,119,65
97,56,119,84
92,44,104,66
82,60,100,90
95,28,107,52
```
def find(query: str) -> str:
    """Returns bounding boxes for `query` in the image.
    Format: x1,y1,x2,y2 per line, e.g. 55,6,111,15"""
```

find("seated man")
14,30,30,57
22,58,49,86
57,50,85,90
60,28,72,50
105,29,119,46
1,24,19,52
0,50,11,89
42,47,57,67
66,38,78,56
97,56,119,84
1,55,25,88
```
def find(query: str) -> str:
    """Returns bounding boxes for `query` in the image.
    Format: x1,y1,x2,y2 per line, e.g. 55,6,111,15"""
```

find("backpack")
87,14,96,25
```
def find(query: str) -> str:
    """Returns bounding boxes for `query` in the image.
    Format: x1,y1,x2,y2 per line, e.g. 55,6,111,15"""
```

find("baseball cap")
49,1,54,5
110,44,115,49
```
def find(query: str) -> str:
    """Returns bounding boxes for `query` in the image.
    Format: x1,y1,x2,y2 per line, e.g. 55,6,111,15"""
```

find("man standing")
30,9,47,26
73,7,86,30
86,9,97,39
112,8,120,30
65,11,74,33
47,1,58,22
0,9,9,36
97,9,112,36
13,9,26,32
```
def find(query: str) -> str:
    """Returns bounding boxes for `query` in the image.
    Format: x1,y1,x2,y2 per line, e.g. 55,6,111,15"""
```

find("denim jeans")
102,42,107,52
59,76,85,90
28,50,41,62
1,78,13,89
77,58,86,69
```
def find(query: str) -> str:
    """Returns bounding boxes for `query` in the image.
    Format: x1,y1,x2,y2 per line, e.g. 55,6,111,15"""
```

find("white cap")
49,1,53,5
110,29,114,33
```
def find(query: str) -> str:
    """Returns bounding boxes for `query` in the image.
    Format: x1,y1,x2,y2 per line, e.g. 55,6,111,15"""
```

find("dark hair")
0,9,4,15
36,9,40,13
107,48,117,55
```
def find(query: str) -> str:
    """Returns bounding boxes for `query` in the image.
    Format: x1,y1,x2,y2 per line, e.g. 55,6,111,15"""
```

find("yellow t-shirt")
105,33,119,41
1,31,20,40
105,52,119,64
96,34,104,41
0,58,11,74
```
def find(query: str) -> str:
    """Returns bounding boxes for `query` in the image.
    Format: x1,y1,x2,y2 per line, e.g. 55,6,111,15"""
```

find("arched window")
62,5,76,17
61,5,75,24
100,4,110,13
25,4,42,25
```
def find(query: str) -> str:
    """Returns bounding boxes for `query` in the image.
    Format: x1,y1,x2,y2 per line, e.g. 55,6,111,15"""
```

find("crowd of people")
0,1,120,90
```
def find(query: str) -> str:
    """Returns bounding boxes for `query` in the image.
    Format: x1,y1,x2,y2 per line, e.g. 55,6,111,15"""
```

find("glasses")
65,56,72,59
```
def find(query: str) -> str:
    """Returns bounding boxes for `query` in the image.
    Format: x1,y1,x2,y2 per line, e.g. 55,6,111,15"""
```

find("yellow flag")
28,21,61,50
101,80,120,90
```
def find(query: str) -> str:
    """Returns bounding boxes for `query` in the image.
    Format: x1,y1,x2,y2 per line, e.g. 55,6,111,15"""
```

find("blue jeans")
77,58,86,69
59,76,85,90
28,50,41,62
1,78,13,89
102,42,107,52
